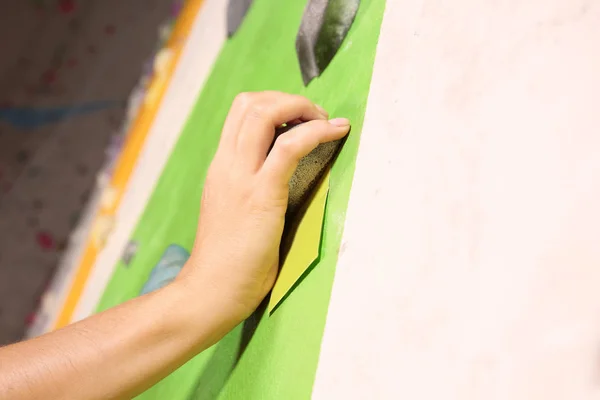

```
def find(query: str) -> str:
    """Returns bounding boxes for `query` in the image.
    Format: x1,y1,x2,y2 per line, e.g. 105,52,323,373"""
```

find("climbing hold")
273,123,346,218
58,0,76,14
36,231,55,251
139,245,190,295
227,0,254,37
296,0,360,85
121,240,139,267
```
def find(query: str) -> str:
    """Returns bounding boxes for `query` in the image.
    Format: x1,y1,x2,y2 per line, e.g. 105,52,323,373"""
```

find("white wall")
314,0,600,398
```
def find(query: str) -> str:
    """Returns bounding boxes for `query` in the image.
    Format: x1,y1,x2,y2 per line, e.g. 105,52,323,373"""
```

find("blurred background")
0,0,183,344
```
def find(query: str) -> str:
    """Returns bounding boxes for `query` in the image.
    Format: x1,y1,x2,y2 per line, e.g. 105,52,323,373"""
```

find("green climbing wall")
96,0,386,398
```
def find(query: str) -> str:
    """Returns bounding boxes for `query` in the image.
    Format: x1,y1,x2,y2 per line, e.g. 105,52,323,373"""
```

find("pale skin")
0,91,350,400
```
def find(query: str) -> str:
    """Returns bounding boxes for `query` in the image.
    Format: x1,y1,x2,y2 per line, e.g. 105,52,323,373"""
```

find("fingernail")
315,104,329,117
329,118,350,127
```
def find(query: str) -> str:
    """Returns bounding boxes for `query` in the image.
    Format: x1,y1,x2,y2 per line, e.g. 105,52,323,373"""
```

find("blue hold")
140,245,190,295
0,100,119,130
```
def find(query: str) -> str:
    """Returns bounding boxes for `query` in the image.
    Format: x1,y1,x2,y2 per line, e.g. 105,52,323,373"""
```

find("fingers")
234,92,329,169
247,91,328,125
260,118,350,187
218,93,254,149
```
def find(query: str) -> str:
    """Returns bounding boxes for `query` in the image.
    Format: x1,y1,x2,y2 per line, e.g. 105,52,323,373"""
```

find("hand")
178,91,350,327
0,92,350,400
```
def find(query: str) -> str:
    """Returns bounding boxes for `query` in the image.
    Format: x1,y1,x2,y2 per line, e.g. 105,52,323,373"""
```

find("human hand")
177,91,350,327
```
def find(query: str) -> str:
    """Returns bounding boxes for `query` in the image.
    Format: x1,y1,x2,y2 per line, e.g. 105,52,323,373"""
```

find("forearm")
0,280,234,400
0,91,346,400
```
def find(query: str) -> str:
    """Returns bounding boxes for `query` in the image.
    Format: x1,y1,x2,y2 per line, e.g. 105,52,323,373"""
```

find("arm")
0,282,233,400
0,91,350,400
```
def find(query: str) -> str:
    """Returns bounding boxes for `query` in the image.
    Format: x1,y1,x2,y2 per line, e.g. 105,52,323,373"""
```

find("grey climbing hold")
121,240,139,267
227,0,254,37
296,0,361,86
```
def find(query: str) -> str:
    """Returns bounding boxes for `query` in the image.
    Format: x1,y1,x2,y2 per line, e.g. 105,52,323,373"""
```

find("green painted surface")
96,0,386,398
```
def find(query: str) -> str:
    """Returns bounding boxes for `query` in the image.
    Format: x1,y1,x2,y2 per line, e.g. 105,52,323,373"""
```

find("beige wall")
315,0,600,398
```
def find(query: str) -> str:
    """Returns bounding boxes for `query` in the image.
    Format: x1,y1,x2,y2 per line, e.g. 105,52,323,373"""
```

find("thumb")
260,118,350,187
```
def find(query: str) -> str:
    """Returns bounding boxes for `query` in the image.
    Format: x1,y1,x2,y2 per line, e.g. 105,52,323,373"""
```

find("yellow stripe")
53,0,205,329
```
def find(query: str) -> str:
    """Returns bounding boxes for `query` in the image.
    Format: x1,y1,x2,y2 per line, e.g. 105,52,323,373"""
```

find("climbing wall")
94,0,386,398
314,0,600,399
19,0,600,398
0,0,178,344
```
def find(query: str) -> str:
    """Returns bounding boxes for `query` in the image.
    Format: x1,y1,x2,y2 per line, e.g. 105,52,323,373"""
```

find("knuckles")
232,92,254,112
233,92,269,121
307,119,331,130
232,92,319,126
273,134,298,158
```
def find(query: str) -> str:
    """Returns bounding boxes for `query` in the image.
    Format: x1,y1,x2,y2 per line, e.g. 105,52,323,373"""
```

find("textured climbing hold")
296,0,360,85
274,123,346,218
139,245,190,295
227,0,254,37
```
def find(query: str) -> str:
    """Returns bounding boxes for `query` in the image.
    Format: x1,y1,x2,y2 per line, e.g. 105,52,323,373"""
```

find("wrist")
163,277,242,349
